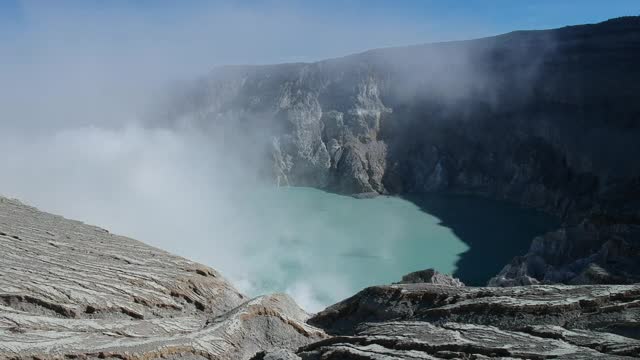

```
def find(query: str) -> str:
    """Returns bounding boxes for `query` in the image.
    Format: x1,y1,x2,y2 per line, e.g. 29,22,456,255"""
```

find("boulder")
397,268,465,287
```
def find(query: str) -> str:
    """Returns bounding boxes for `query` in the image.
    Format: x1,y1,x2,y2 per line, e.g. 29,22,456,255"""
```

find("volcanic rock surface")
397,268,465,287
256,281,640,359
0,196,326,359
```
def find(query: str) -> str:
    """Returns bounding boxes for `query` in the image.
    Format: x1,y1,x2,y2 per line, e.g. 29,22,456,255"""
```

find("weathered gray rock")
304,282,640,359
310,283,640,336
252,349,302,360
0,196,326,359
0,196,243,321
397,268,465,287
1,293,325,360
296,322,639,359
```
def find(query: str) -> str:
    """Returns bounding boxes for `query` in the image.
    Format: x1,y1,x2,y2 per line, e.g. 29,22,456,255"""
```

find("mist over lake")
0,126,559,312
174,186,557,311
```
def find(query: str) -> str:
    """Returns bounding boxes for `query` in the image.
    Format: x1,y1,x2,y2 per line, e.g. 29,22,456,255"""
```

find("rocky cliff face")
0,196,326,359
162,16,640,286
489,222,640,287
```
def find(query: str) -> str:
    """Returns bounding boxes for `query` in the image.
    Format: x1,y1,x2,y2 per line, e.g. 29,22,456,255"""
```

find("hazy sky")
1,0,638,68
2,0,637,130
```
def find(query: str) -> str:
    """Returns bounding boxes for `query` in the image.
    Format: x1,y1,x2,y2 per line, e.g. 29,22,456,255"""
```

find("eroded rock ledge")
0,196,326,359
258,281,640,359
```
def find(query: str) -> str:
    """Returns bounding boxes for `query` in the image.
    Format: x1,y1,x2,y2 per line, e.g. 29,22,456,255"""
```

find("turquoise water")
237,187,467,309
225,187,557,311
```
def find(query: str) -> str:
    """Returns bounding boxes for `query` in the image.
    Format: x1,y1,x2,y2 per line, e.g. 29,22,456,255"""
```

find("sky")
1,1,638,68
0,0,638,310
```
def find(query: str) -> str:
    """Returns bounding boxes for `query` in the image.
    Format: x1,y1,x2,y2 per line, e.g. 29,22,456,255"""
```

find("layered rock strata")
0,196,326,359
258,281,640,359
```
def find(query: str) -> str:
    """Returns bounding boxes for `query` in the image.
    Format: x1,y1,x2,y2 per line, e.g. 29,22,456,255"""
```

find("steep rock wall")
161,17,640,285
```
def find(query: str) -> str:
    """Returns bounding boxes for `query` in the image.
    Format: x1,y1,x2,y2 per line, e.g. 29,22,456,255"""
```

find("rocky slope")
258,275,640,359
162,16,640,286
0,196,326,359
489,222,640,286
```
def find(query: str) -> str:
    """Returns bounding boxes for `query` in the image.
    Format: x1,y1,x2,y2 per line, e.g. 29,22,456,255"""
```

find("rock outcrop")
292,321,640,359
161,16,640,286
397,268,465,287
309,283,640,337
489,222,640,286
296,282,640,359
0,196,326,359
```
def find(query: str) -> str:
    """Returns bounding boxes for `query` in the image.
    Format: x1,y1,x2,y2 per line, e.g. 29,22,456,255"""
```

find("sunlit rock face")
0,196,326,359
162,16,640,286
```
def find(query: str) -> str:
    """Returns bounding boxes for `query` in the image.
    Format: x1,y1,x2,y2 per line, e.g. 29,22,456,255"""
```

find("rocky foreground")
0,196,325,359
301,282,640,359
258,281,640,359
2,196,639,359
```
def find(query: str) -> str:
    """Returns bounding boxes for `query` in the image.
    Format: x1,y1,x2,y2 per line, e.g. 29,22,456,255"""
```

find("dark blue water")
402,193,560,286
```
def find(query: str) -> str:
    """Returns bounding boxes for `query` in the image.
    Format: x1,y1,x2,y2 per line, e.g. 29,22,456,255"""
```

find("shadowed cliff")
159,16,640,286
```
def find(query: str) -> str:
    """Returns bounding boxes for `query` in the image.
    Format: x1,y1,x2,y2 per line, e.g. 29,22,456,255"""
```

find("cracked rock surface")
0,196,326,359
296,283,640,359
